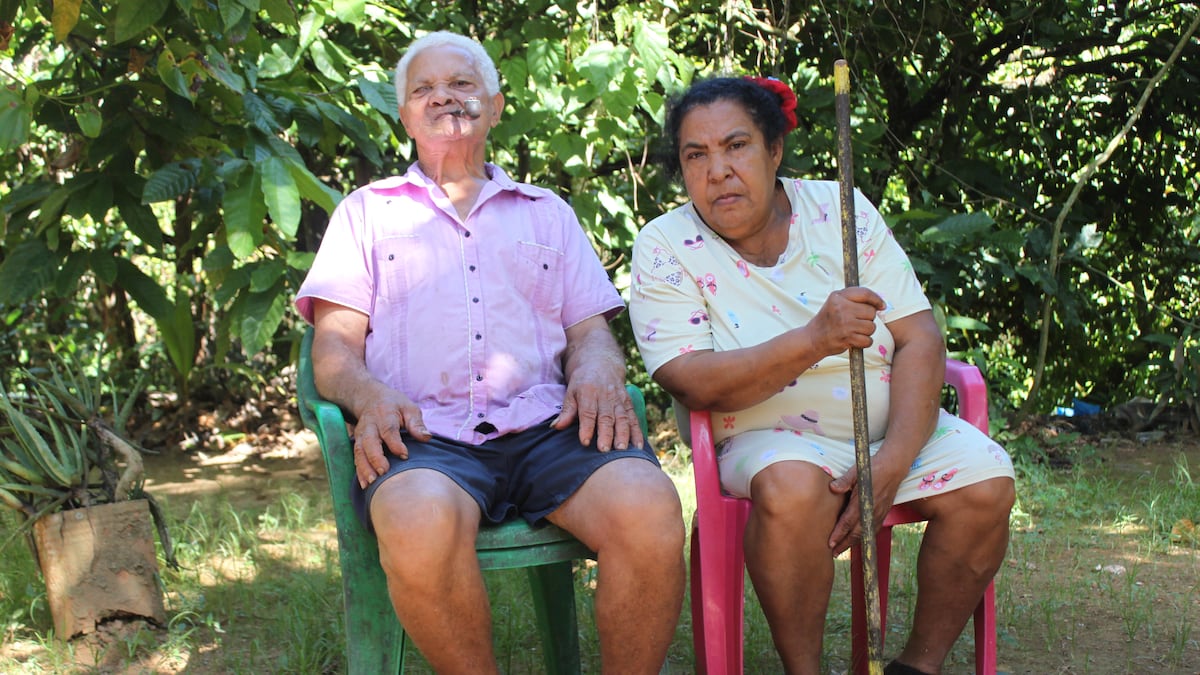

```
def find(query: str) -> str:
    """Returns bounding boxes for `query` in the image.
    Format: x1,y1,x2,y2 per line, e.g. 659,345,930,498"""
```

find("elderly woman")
297,32,685,674
629,76,1016,675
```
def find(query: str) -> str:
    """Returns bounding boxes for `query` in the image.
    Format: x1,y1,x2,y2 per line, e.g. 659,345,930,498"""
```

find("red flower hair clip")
745,76,798,133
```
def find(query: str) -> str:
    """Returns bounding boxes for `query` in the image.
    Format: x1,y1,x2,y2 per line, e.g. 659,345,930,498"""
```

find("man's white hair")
394,31,501,104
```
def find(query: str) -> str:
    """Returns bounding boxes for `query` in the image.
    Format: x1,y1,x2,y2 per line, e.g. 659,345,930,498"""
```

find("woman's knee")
966,476,1016,520
921,476,1015,529
750,461,839,521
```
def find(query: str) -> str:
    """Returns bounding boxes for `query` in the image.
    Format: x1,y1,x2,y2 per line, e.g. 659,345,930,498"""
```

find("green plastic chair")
296,326,648,674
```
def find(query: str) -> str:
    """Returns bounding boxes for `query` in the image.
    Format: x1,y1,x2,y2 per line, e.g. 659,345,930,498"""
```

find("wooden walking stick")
835,58,884,675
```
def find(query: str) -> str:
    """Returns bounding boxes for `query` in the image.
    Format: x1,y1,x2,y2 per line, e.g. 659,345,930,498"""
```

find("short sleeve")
295,189,374,323
553,198,625,327
851,189,931,323
628,214,713,376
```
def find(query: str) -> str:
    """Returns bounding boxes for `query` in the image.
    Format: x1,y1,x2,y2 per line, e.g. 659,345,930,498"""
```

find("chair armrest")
297,327,362,525
689,408,727,508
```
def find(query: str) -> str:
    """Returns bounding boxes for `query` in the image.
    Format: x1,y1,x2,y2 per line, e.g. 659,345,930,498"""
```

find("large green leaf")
223,164,266,258
331,0,365,23
249,258,285,292
356,75,398,121
312,99,382,166
51,0,82,42
258,156,300,236
90,249,118,285
919,212,997,245
204,46,245,93
574,41,619,90
239,286,286,356
142,161,198,204
243,91,281,133
218,0,245,29
116,190,164,250
0,84,32,151
286,158,342,214
526,39,565,82
0,241,58,305
309,40,345,83
159,290,196,382
112,0,171,44
114,258,173,321
73,102,102,137
632,21,669,80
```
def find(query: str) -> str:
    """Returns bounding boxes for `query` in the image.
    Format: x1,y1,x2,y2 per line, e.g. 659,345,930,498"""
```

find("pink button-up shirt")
296,163,624,443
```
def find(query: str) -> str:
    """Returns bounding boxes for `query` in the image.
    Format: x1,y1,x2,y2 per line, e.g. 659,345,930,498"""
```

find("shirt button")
476,375,483,381
475,333,482,340
542,263,548,270
469,265,476,271
464,231,471,237
472,297,479,303
477,412,484,418
388,254,395,261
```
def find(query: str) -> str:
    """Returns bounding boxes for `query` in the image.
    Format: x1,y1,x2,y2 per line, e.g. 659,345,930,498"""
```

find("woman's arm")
654,286,887,412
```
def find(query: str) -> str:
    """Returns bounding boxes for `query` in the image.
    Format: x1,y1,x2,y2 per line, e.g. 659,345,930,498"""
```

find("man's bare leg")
370,469,499,675
548,458,685,675
744,461,845,675
894,476,1015,674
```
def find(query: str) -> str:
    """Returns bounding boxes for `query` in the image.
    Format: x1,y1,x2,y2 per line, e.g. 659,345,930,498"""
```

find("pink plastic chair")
686,358,998,675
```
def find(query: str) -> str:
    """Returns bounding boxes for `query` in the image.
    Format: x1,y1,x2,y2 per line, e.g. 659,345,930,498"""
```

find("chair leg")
689,532,710,675
337,534,406,674
690,511,747,675
528,561,582,675
852,531,999,675
975,581,997,675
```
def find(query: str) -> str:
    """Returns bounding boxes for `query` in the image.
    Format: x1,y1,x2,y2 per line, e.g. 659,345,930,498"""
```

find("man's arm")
311,299,431,488
555,315,644,452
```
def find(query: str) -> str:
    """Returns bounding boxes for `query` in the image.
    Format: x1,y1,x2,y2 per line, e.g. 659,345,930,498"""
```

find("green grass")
2,433,1199,673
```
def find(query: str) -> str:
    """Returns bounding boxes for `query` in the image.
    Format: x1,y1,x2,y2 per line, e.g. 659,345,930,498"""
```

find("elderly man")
295,31,685,674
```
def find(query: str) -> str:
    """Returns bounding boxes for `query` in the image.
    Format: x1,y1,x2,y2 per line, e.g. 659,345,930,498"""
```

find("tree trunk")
32,499,166,639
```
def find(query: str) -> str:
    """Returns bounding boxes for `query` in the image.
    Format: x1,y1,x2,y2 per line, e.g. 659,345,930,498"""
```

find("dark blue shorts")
351,419,659,533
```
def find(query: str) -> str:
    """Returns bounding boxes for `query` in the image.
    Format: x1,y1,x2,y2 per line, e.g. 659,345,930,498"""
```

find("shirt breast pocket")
513,241,563,312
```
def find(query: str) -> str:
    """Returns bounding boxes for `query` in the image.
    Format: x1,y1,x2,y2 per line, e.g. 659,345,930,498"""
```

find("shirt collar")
367,162,545,199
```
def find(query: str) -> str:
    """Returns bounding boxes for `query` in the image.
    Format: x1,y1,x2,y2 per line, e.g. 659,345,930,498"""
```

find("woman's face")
678,99,783,244
398,44,503,148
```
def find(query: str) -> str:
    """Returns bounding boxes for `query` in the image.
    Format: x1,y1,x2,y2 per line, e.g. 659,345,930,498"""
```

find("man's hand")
554,376,643,452
558,315,643,452
311,300,434,489
351,390,432,489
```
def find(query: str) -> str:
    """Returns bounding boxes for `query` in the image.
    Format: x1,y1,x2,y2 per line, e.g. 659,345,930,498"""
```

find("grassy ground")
1,420,1199,673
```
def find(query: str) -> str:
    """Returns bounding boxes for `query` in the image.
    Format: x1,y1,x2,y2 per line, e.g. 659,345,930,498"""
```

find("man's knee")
371,472,480,562
565,459,685,553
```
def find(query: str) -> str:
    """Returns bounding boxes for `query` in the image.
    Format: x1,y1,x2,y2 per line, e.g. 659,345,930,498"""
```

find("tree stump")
32,499,166,639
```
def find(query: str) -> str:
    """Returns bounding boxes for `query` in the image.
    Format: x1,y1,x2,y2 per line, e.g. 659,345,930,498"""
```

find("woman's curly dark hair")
662,76,793,176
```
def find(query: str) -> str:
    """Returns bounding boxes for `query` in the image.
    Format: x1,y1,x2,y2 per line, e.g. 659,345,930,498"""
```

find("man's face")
398,44,502,145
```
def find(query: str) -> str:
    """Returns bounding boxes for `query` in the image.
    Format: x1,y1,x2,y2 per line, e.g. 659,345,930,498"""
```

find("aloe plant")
0,353,172,563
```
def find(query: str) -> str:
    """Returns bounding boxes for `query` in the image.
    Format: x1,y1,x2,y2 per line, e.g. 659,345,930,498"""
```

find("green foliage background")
0,0,1197,425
